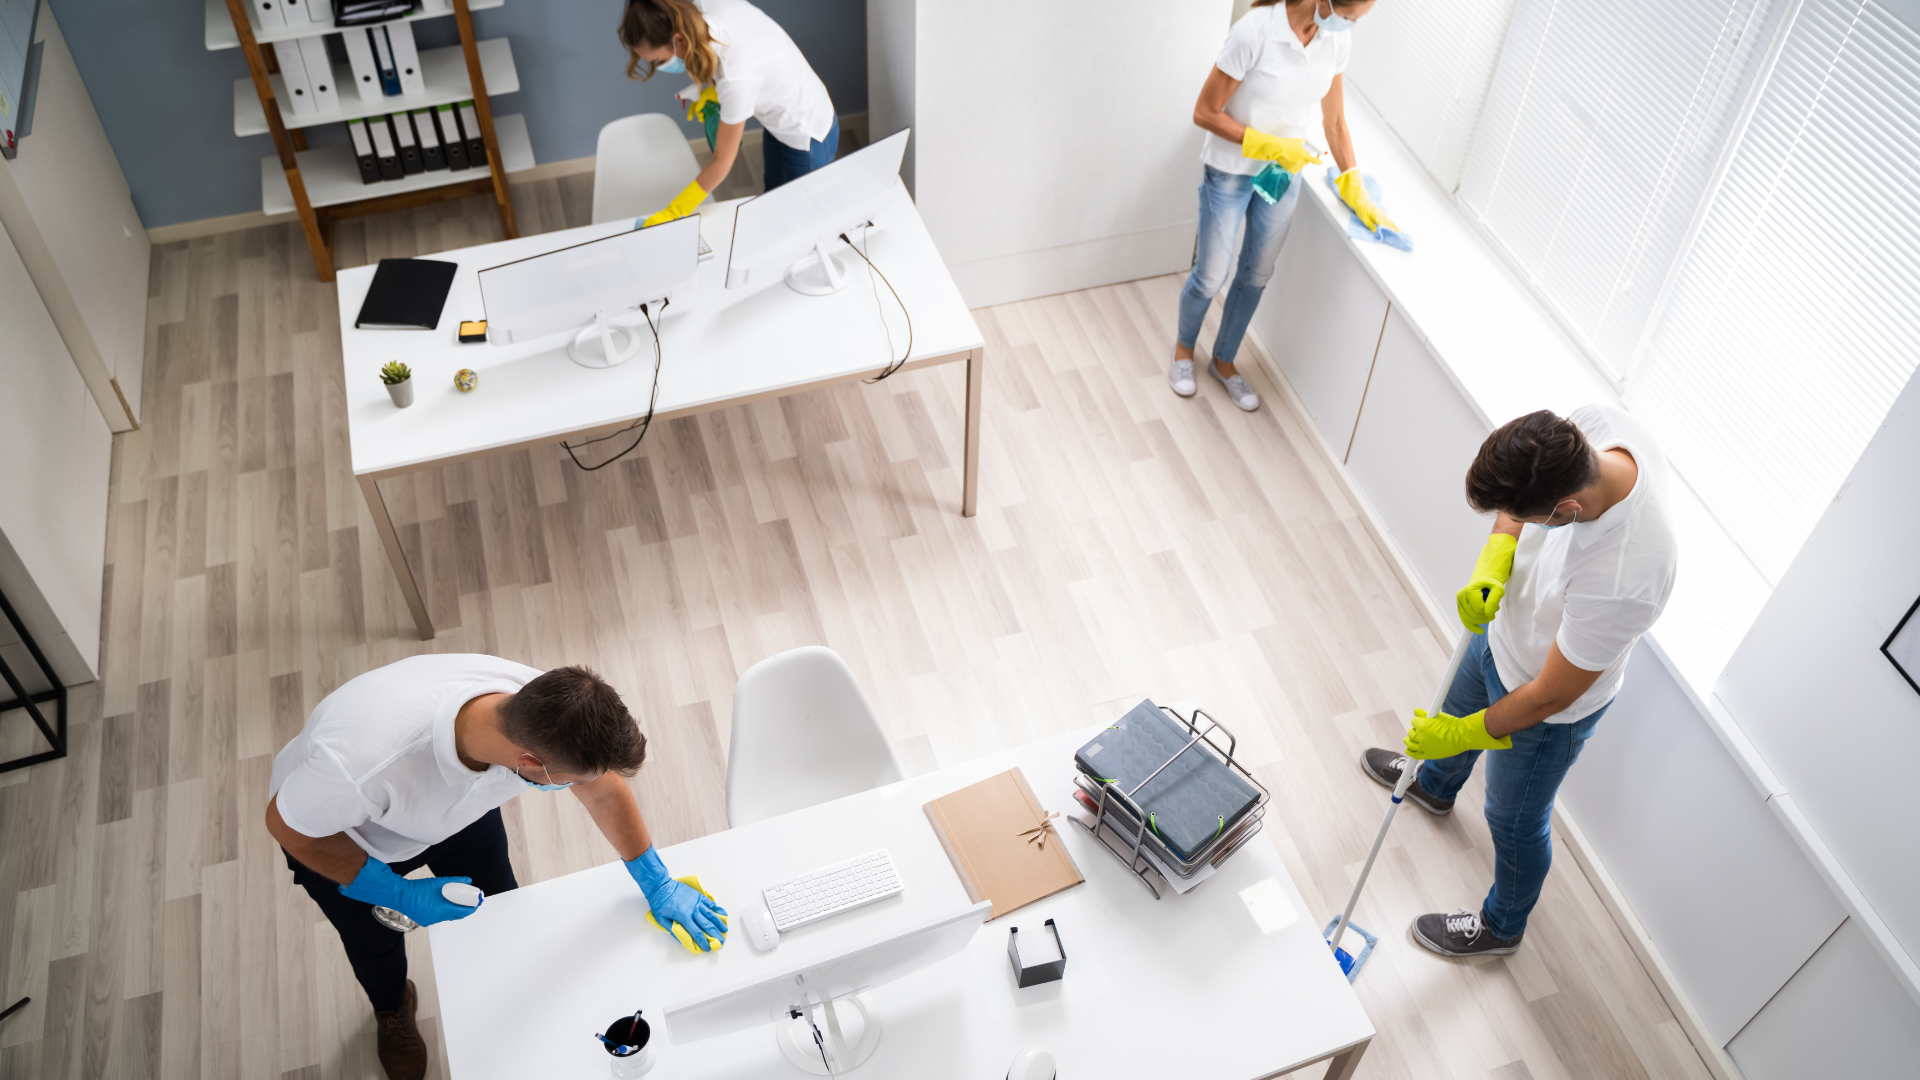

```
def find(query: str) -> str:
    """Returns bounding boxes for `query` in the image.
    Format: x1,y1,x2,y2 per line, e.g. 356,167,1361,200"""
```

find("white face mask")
1539,503,1581,530
1314,0,1358,33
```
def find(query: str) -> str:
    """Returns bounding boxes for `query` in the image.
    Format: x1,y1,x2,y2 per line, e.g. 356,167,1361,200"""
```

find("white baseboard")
1243,324,1743,1080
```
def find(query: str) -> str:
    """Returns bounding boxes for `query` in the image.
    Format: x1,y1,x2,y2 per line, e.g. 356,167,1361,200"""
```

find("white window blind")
1456,0,1778,375
1343,0,1517,191
1628,0,1920,583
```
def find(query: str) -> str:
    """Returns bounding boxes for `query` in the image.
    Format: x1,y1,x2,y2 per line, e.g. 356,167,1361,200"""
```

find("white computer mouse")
1007,1046,1055,1080
743,907,780,952
441,882,484,908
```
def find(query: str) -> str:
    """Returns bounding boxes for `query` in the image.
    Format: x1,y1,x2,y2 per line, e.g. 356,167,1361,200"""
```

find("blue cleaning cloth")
1323,170,1413,252
1251,162,1291,206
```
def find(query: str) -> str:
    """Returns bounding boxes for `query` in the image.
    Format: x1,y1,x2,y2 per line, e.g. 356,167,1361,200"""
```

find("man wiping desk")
264,655,728,1080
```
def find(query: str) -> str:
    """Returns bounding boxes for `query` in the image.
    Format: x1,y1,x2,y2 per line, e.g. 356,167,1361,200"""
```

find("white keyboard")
762,849,903,932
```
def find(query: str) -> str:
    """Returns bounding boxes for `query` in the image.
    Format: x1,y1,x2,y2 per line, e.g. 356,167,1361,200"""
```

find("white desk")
430,729,1374,1079
336,181,986,639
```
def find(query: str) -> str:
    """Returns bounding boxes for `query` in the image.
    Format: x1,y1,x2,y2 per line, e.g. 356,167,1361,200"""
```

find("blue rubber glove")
339,858,479,927
626,846,728,952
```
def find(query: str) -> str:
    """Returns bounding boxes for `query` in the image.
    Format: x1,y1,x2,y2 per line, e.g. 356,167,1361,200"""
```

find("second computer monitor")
478,215,701,366
725,128,911,295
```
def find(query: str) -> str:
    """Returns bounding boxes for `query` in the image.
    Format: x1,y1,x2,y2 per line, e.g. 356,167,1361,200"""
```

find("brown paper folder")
924,767,1083,919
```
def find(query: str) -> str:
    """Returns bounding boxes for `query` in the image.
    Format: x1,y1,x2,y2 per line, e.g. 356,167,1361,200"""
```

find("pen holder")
603,1012,656,1078
1007,919,1067,988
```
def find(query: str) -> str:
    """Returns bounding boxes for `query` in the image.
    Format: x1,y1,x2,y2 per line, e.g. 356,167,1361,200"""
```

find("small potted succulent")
380,360,414,408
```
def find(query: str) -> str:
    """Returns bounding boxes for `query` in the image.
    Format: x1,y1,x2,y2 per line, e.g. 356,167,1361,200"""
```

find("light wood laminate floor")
0,167,1711,1080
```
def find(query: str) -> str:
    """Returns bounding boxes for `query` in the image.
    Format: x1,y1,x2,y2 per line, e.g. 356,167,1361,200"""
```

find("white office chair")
726,646,907,827
590,113,704,225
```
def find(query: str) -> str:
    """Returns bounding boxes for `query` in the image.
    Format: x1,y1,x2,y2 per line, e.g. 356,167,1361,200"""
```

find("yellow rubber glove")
642,180,707,228
1457,533,1518,634
680,84,719,123
1335,168,1398,234
1241,128,1323,173
1404,708,1512,759
645,874,728,954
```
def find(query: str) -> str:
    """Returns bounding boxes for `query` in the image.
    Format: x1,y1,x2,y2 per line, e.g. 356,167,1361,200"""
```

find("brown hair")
1252,0,1370,8
1464,410,1600,518
500,666,648,777
620,0,720,85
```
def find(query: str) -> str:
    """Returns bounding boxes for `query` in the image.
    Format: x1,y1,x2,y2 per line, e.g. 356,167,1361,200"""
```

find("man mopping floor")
1363,406,1678,957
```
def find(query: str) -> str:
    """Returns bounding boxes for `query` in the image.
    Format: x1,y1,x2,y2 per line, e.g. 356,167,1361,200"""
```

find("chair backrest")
726,646,907,827
591,113,703,225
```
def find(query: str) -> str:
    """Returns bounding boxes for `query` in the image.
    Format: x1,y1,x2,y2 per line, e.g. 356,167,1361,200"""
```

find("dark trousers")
286,808,518,1012
761,114,840,191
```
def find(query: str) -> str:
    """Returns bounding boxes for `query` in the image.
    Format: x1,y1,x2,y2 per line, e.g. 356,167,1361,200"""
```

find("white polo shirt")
1201,7,1352,176
701,0,835,151
268,653,543,863
1489,404,1679,723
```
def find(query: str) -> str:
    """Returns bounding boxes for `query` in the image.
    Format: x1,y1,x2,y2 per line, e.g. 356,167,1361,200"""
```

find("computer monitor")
664,898,990,1075
725,128,911,296
477,214,701,369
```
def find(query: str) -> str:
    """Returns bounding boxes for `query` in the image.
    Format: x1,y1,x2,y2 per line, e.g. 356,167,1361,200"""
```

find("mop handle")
1329,629,1475,954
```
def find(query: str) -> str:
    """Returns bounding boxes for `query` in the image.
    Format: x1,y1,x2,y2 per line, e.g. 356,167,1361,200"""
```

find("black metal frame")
0,588,67,772
1882,594,1920,698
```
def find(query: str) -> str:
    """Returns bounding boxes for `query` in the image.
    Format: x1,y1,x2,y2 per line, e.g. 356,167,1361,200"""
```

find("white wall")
0,215,113,685
1715,364,1920,988
1726,919,1920,1080
874,0,1234,307
0,2,150,432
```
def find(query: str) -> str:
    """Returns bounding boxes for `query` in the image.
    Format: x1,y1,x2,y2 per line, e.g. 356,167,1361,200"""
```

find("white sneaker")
1169,357,1197,397
1211,360,1260,411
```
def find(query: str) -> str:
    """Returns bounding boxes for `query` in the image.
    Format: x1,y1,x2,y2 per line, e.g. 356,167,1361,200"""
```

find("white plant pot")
385,378,414,408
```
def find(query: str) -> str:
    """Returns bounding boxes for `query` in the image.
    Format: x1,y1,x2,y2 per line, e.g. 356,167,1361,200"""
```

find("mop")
1323,627,1475,979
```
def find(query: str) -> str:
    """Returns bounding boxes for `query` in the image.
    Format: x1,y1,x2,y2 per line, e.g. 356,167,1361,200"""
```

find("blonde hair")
619,0,720,85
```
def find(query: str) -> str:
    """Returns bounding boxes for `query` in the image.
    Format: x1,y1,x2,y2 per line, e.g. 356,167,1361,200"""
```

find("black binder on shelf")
437,104,469,170
367,115,402,180
457,100,486,165
412,108,446,170
347,119,379,185
392,112,423,175
354,258,458,330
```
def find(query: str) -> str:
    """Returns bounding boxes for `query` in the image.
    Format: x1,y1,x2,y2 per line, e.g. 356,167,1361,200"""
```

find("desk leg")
962,347,983,517
1323,1039,1369,1080
358,474,435,640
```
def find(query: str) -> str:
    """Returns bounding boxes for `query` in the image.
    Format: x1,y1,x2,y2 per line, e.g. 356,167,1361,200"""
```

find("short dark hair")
1464,410,1599,517
499,666,647,777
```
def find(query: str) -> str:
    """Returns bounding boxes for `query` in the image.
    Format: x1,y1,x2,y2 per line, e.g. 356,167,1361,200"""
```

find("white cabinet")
1727,919,1920,1080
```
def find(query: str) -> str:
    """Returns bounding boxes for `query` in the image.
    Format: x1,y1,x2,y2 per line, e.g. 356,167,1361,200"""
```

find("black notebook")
1074,699,1261,861
354,259,458,330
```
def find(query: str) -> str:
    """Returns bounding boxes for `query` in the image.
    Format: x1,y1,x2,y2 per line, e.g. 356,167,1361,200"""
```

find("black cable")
840,228,913,384
560,301,666,471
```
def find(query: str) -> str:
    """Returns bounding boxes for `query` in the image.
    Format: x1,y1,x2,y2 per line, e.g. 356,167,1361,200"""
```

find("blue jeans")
1417,633,1610,940
1177,164,1301,365
762,115,840,191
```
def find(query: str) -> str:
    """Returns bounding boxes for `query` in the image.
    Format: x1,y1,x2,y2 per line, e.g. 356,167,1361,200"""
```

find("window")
1343,0,1517,191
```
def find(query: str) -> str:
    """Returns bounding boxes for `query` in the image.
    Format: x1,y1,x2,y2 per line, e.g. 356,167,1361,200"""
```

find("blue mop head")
1322,919,1379,982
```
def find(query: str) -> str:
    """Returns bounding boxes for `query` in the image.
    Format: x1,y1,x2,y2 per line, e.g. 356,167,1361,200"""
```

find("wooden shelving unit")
210,0,522,281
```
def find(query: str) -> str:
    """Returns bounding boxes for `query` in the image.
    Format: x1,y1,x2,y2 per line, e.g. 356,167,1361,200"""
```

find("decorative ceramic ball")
454,368,478,392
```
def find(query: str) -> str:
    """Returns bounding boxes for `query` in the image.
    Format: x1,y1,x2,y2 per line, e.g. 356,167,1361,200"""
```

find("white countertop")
429,728,1373,1079
338,180,984,478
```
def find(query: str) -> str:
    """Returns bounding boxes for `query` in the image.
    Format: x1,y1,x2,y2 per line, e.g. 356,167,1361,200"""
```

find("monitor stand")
567,309,647,369
786,239,855,296
777,994,880,1074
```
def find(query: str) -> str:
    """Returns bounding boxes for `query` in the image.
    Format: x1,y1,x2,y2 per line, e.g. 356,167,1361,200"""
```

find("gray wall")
52,0,867,229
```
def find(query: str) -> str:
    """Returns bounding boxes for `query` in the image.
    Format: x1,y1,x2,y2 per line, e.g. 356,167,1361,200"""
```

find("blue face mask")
1539,504,1579,530
517,759,573,792
1314,2,1358,33
655,55,685,75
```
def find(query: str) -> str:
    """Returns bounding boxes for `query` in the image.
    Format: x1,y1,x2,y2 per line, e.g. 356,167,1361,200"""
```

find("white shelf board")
234,37,515,135
261,112,531,214
206,0,505,51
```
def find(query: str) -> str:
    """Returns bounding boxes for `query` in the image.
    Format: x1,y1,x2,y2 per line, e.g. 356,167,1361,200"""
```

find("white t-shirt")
1201,7,1352,175
269,653,543,863
1488,404,1680,723
700,0,835,151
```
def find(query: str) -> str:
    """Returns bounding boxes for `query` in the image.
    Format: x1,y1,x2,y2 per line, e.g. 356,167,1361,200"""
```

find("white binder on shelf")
384,23,426,96
251,0,287,29
296,36,339,113
342,28,384,103
280,0,312,25
274,40,319,116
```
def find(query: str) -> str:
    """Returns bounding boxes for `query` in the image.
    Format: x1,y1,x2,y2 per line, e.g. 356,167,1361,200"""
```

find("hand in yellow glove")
1335,168,1398,234
1457,533,1517,634
1404,708,1512,759
641,180,707,228
679,84,719,124
644,874,728,954
1241,128,1323,173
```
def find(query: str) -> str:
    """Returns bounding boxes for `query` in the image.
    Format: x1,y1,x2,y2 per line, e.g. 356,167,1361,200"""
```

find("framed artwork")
1882,594,1920,697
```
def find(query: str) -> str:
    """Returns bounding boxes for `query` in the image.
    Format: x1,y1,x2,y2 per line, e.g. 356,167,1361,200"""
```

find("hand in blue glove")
339,858,479,927
626,846,728,953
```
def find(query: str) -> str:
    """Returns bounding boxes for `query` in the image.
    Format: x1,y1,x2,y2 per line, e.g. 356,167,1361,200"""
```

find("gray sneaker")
1210,360,1259,411
1413,909,1523,957
1169,357,1197,397
1360,748,1455,815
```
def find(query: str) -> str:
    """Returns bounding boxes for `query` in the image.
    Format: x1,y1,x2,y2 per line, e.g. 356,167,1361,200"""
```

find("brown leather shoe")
375,979,428,1080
